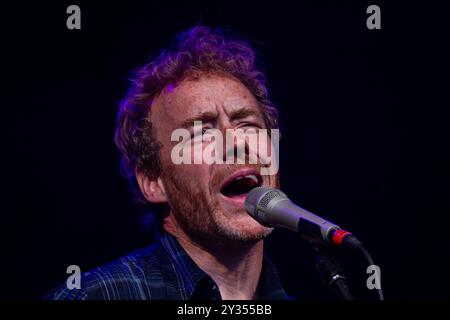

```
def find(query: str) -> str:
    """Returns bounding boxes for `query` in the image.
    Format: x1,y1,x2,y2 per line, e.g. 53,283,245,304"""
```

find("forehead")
150,74,260,124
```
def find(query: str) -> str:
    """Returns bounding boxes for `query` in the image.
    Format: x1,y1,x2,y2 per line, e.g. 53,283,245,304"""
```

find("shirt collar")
158,232,288,300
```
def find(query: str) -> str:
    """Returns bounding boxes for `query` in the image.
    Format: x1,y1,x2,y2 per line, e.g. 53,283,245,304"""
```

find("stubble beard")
160,166,273,249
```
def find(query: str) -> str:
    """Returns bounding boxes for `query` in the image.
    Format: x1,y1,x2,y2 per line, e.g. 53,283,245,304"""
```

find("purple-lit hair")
114,26,279,203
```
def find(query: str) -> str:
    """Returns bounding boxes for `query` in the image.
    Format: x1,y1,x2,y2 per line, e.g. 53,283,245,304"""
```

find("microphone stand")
314,245,355,300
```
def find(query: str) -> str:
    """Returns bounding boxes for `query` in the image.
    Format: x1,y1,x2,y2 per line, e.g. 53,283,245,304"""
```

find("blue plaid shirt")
45,232,288,300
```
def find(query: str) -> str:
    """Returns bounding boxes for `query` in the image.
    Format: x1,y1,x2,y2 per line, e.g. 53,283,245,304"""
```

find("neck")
165,224,264,300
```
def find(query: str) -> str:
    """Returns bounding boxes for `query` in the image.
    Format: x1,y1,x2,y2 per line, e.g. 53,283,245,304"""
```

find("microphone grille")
246,187,288,218
245,187,288,226
258,189,285,209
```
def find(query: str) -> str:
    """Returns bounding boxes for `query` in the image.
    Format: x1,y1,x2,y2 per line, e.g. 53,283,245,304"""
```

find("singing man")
46,26,288,300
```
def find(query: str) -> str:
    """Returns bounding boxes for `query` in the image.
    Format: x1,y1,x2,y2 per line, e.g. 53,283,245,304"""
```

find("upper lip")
219,168,263,193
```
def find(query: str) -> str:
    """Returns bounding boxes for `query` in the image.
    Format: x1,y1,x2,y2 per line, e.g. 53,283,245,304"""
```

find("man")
47,26,288,300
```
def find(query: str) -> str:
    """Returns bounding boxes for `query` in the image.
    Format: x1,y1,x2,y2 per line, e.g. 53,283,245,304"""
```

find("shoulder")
44,243,167,300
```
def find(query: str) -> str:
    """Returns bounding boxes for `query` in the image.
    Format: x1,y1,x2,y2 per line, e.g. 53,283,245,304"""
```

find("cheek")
163,158,212,189
182,164,211,184
159,139,213,191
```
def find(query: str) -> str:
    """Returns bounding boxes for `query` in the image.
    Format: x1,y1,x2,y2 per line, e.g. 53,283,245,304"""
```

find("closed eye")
191,126,212,138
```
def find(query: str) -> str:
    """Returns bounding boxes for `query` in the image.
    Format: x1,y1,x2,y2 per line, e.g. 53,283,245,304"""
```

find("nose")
218,122,252,164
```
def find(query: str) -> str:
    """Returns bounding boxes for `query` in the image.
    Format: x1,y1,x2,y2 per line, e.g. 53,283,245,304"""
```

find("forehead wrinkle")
153,74,261,128
222,97,264,125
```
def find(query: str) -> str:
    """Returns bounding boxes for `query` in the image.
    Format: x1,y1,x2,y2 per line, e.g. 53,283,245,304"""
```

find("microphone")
245,187,363,250
246,187,385,300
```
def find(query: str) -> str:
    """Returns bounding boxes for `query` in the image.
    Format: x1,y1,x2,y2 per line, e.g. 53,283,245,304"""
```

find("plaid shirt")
45,232,289,300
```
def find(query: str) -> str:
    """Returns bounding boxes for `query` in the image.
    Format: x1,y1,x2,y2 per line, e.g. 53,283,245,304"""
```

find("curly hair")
114,26,279,203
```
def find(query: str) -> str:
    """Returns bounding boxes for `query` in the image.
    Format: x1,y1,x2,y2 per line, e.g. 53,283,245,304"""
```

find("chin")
214,212,273,242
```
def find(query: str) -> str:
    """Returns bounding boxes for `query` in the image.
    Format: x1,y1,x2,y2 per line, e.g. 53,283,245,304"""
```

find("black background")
3,1,449,299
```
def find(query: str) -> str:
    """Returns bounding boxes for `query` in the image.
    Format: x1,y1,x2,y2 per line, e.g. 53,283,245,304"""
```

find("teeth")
231,174,259,184
244,174,258,184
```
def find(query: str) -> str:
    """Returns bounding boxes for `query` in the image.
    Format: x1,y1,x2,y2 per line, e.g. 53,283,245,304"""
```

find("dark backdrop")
3,1,449,299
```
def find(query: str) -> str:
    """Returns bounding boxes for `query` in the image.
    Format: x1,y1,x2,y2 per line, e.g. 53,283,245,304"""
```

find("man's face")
150,74,279,244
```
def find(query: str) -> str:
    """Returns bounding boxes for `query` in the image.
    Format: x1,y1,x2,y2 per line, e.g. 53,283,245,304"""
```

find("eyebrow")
180,111,218,129
228,107,260,122
180,107,260,129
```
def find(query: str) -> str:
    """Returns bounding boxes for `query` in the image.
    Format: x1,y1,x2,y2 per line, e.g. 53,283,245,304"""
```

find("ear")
136,170,168,203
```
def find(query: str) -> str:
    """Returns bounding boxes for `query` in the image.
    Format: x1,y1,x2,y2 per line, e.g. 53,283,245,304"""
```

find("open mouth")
220,170,263,200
